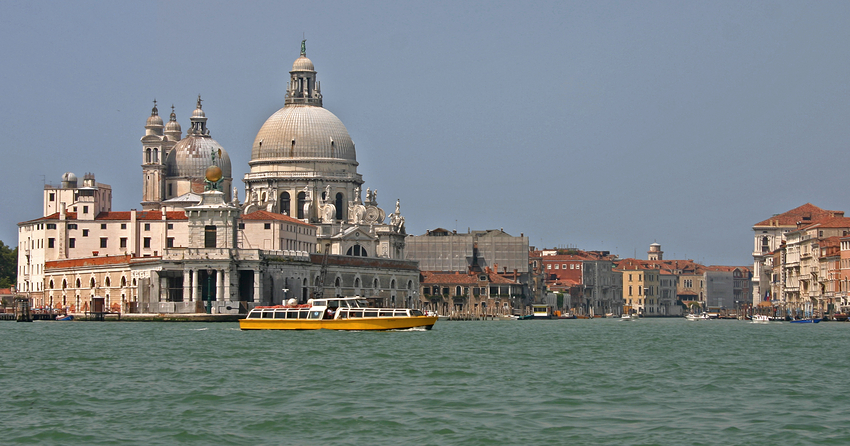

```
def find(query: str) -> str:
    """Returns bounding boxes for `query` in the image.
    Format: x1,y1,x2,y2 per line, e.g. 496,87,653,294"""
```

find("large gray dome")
251,104,356,161
166,135,232,179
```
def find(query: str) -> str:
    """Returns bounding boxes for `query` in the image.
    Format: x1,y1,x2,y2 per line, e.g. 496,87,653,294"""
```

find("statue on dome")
301,39,306,56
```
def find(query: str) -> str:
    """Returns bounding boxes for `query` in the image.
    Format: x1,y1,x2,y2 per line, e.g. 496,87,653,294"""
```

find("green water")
1,319,848,445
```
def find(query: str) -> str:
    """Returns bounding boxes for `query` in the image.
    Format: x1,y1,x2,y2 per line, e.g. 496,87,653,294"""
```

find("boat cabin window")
308,310,323,319
313,300,326,307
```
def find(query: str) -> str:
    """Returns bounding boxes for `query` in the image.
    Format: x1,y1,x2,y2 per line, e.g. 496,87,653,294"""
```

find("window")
101,224,107,230
121,223,127,230
83,206,88,214
143,237,151,249
47,223,56,229
144,223,151,231
49,193,55,202
554,264,559,270
68,224,77,229
82,229,89,237
204,226,216,248
100,238,107,248
120,238,127,248
167,223,173,230
238,223,245,229
296,192,306,219
48,238,55,248
280,192,290,215
335,193,344,220
167,237,174,248
346,244,367,256
69,238,76,248
264,223,271,230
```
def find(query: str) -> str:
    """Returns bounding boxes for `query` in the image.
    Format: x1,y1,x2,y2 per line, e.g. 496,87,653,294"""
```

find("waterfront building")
17,43,419,313
751,203,843,305
534,249,622,316
419,270,520,317
406,228,534,308
616,259,661,316
779,216,850,317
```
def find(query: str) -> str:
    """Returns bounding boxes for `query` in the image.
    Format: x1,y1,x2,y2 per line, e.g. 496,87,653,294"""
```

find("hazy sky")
2,1,849,266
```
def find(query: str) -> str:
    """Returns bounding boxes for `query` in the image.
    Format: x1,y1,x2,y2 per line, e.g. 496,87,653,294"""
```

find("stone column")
223,268,232,302
183,270,192,302
216,269,224,301
191,269,198,302
253,269,262,304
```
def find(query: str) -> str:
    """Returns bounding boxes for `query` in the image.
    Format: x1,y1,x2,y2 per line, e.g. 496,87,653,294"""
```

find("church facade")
16,43,419,314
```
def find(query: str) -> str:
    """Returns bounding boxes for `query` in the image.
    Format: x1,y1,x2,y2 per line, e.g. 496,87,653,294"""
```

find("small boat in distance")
239,297,437,331
621,313,639,321
789,318,822,324
685,313,710,321
751,314,771,323
55,314,73,321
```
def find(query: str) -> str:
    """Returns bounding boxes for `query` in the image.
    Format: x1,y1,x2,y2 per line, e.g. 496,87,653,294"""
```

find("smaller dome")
62,172,78,183
192,107,206,119
166,136,232,179
292,55,314,71
165,106,181,132
146,114,163,126
146,101,163,127
165,118,181,133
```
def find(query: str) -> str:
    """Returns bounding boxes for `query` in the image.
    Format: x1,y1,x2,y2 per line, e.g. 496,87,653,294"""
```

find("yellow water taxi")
239,297,438,331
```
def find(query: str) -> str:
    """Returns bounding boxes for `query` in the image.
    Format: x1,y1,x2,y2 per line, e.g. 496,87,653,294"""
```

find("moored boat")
55,314,73,321
789,318,822,324
685,313,710,321
239,297,437,331
751,314,771,323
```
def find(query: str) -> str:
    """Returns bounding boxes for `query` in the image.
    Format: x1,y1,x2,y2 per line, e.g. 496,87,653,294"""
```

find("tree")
0,240,17,288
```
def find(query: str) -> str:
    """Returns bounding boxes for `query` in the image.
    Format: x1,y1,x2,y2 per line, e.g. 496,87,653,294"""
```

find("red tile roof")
753,203,842,227
420,270,519,285
46,255,132,269
242,210,316,227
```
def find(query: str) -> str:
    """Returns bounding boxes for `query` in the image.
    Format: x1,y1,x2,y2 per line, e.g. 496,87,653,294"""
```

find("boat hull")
238,315,438,331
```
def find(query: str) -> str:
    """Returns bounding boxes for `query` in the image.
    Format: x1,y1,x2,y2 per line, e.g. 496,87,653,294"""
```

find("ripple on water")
2,319,850,445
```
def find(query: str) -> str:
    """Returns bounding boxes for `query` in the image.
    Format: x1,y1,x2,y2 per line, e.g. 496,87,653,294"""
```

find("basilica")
17,43,418,314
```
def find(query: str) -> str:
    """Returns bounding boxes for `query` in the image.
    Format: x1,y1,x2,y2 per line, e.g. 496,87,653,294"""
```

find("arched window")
62,279,67,290
153,148,159,163
145,148,152,163
121,277,127,287
334,277,341,287
335,193,344,220
280,192,291,215
354,277,361,288
76,278,81,288
105,277,111,287
297,192,306,219
90,278,96,288
408,280,413,290
49,280,54,289
391,279,396,289
346,244,368,257
456,286,462,295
